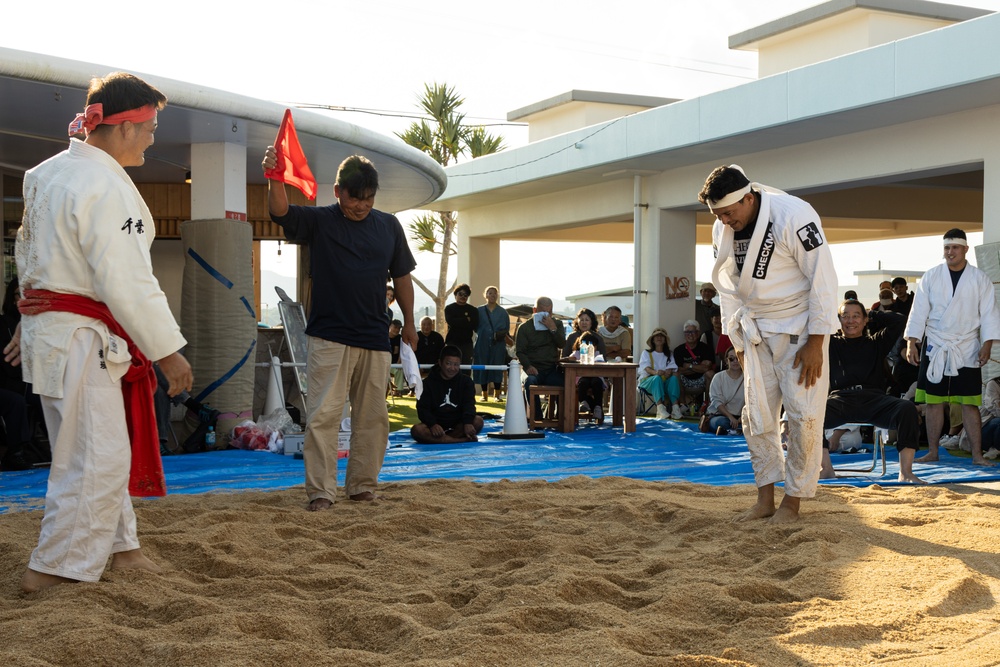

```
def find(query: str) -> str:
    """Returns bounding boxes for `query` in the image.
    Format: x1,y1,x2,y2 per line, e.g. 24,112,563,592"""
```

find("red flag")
265,108,318,200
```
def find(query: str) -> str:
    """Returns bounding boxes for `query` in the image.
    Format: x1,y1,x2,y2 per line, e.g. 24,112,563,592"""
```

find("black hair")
336,155,379,199
572,307,598,333
439,344,463,362
943,228,967,241
698,165,751,206
891,277,907,287
453,283,471,297
85,72,166,122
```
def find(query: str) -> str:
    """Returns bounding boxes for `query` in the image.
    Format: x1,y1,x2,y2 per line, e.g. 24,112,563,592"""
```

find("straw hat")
646,327,671,349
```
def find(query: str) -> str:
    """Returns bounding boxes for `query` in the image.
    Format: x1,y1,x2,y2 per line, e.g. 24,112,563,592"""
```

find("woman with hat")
638,328,682,419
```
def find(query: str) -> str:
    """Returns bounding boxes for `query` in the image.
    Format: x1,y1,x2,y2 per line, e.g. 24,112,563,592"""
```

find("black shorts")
915,349,982,405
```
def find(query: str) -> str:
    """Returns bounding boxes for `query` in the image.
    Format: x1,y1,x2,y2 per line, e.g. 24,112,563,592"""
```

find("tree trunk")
435,210,457,334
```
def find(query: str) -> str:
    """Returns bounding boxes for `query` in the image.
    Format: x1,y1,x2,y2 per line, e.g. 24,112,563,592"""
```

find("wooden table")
560,362,639,434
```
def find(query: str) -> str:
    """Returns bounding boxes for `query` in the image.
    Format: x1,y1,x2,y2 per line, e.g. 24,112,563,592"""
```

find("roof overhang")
0,47,447,213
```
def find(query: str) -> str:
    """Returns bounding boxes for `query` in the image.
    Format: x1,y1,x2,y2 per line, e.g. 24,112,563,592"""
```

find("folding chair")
637,385,657,416
832,422,887,477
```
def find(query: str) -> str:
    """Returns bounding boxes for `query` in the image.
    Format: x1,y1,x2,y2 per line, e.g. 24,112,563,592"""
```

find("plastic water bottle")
580,341,590,364
588,345,596,365
205,426,216,448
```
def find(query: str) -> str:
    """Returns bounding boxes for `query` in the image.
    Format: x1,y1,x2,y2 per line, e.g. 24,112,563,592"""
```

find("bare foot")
349,491,379,502
819,468,837,480
972,457,996,467
732,501,775,523
21,569,77,594
768,505,800,524
111,548,162,573
914,452,939,463
767,495,802,524
308,498,333,511
898,472,927,484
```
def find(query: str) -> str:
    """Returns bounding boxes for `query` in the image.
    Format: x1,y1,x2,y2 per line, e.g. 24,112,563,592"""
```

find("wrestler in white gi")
700,165,838,524
14,72,193,593
904,228,1000,466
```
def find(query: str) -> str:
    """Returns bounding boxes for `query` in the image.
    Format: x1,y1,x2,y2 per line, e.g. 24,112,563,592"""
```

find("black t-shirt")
444,303,478,345
389,333,401,363
733,220,757,274
416,331,445,366
674,340,715,379
271,203,416,351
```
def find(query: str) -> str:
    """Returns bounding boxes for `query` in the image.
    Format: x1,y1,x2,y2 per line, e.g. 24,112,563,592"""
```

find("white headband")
943,237,968,247
708,183,751,211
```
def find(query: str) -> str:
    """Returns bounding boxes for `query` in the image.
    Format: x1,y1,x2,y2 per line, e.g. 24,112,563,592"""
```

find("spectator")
843,290,857,301
890,277,914,316
564,308,606,357
871,288,895,314
388,319,407,395
564,331,606,425
385,284,395,324
674,319,716,414
444,283,478,372
515,296,566,418
415,317,444,373
704,346,745,436
870,280,893,311
701,312,730,370
820,300,921,482
410,345,483,444
473,286,509,402
598,306,631,360
695,283,720,337
637,327,681,419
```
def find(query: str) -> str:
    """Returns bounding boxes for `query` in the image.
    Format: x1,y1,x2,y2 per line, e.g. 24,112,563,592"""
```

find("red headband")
68,103,157,137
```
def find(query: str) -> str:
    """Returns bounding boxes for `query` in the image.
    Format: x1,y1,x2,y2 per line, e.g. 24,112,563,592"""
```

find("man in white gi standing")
14,72,193,592
904,228,1000,466
700,165,838,524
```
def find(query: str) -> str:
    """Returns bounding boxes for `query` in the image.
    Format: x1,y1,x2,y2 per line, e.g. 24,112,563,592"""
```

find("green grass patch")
387,396,507,433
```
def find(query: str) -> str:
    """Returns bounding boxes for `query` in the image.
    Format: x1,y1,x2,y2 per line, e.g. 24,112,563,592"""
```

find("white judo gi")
903,261,1000,386
711,190,839,498
16,139,186,582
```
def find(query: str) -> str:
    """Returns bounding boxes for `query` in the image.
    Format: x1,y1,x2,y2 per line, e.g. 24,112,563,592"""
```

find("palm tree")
397,83,505,329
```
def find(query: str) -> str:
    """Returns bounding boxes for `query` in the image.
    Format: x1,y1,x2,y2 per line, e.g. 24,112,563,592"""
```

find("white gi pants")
29,328,138,582
741,332,829,498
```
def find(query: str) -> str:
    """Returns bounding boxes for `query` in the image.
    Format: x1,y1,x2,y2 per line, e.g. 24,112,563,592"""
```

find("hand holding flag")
264,109,318,200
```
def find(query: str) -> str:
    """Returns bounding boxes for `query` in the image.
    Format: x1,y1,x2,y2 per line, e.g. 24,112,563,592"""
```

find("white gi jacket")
15,139,186,398
903,261,1000,383
711,190,839,434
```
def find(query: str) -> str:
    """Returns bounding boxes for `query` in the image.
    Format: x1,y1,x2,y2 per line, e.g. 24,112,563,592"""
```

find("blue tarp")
3,419,998,513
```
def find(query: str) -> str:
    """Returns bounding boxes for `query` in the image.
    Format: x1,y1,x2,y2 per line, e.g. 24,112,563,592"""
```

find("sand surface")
2,478,1000,666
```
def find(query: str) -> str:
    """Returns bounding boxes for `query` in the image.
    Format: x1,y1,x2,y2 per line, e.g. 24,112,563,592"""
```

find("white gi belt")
723,298,805,437
924,327,978,384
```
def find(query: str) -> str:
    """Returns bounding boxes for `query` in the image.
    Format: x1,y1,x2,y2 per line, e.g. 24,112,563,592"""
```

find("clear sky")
7,0,1000,308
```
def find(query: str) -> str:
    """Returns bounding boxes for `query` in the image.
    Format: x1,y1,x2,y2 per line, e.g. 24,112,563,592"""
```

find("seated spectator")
820,300,922,482
563,332,606,425
695,283,720,338
598,306,631,360
638,327,681,419
969,376,1000,456
515,296,566,418
844,290,858,301
674,320,715,414
704,346,745,436
388,319,407,395
415,317,445,375
700,312,729,370
410,345,483,444
564,308,606,357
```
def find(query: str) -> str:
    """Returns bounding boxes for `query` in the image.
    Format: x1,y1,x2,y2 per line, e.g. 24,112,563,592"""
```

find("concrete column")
190,143,247,220
984,152,1000,245
637,209,697,345
468,237,501,295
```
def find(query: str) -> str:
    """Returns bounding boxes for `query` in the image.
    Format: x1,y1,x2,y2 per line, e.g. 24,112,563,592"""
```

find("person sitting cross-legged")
820,300,923,483
410,345,484,444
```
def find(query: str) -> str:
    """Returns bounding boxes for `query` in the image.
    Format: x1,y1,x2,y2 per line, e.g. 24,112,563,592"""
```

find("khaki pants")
31,328,138,582
305,337,390,503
